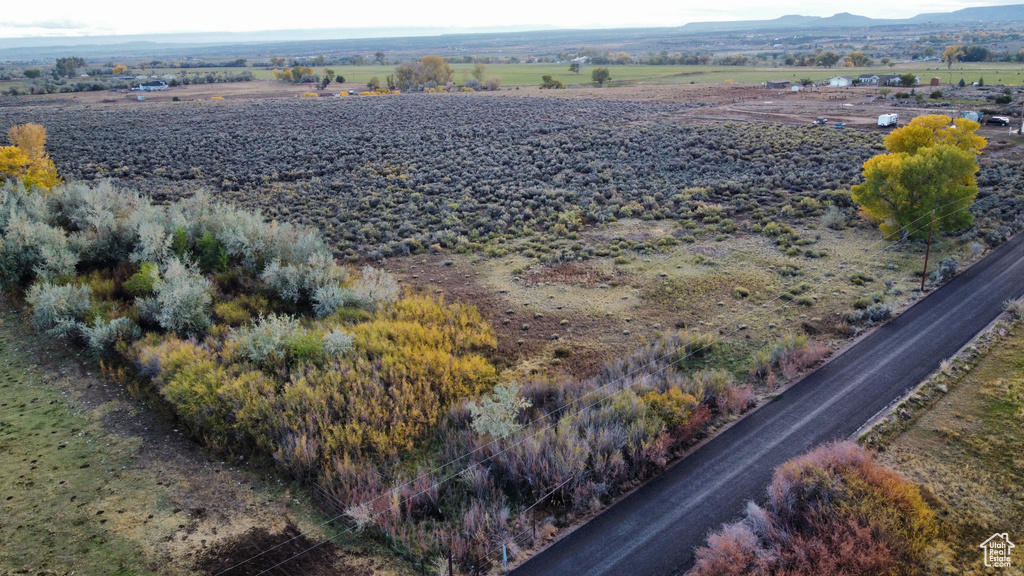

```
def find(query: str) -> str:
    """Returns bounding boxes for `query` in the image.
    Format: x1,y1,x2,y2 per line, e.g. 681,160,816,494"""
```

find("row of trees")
272,67,343,89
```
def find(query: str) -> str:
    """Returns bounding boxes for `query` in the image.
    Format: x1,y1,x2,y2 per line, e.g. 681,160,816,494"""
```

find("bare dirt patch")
195,523,381,576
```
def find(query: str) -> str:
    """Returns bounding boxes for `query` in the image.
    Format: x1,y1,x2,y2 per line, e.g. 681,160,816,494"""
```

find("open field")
2,88,1022,379
4,89,1021,378
7,61,1023,99
866,316,1024,574
2,81,1024,574
96,62,1024,87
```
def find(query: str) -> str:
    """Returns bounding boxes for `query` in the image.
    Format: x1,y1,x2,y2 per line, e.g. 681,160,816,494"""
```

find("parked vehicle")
877,113,899,127
987,116,1011,126
814,117,828,125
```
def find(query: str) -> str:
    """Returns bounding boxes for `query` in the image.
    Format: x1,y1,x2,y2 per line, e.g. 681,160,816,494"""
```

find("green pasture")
255,62,1024,88
7,61,1021,95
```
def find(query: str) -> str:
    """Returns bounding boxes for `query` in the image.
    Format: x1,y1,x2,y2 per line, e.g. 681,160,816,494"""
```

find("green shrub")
323,329,354,356
286,330,325,367
821,205,847,230
232,313,304,366
850,272,874,285
151,258,212,337
84,316,142,358
196,231,227,273
467,382,532,438
26,281,92,338
0,211,78,285
213,298,252,326
124,262,159,296
171,227,187,258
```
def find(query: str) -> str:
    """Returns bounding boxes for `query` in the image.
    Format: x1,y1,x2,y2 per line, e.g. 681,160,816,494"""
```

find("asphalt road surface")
512,231,1024,576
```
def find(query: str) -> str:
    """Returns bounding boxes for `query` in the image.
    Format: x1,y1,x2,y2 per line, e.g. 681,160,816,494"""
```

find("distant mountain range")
681,4,1024,32
2,4,1024,58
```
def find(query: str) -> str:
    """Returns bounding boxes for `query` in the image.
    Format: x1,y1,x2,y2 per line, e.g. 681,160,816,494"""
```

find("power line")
219,198,970,576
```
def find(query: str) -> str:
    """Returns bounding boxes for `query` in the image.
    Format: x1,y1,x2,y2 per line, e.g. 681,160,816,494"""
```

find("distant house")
132,81,168,92
828,76,854,87
858,75,880,85
879,74,918,86
930,77,942,86
766,80,790,89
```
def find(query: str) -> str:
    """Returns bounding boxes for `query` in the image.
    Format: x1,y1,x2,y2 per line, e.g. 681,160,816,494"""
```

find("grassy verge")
0,303,159,574
862,314,1024,574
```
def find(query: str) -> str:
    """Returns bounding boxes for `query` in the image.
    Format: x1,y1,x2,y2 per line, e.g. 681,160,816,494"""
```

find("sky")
0,0,1017,38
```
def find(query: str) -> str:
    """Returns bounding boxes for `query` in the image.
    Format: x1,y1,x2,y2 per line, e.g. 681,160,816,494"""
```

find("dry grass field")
869,318,1024,575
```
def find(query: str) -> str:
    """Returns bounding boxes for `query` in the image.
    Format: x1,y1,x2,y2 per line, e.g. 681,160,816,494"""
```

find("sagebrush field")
2,88,1024,575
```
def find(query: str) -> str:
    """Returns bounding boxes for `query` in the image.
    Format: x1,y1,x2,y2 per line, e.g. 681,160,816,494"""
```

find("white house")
828,76,854,87
858,75,880,85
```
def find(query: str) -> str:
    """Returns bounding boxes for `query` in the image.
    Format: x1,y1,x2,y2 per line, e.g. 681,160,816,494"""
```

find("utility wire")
218,198,970,576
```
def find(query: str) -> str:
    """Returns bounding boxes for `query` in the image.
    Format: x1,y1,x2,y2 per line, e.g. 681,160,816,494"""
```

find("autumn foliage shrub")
750,333,829,383
0,123,61,192
4,176,766,572
689,441,937,576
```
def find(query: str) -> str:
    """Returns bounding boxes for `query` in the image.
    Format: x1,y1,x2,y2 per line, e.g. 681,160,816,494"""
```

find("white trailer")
877,113,899,127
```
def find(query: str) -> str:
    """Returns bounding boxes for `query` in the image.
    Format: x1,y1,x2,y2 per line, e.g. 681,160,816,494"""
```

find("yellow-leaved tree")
0,123,62,191
113,64,128,75
851,114,985,239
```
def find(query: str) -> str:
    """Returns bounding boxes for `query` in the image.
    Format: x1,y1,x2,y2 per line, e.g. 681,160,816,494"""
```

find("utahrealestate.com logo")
980,533,1015,568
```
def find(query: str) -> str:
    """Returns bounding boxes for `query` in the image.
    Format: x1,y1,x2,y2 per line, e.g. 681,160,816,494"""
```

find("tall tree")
814,52,841,67
942,45,964,70
851,115,986,239
472,62,486,82
54,56,86,78
0,123,61,191
843,51,873,67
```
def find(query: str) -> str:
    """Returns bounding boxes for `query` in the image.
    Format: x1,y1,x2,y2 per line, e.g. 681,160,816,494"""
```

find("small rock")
937,384,948,394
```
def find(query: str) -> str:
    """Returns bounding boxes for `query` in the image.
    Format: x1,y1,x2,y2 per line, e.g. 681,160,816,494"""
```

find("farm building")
930,77,942,85
766,80,791,89
828,76,854,87
132,81,168,92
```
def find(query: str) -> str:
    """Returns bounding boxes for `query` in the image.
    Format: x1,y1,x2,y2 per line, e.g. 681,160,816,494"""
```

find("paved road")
513,231,1024,576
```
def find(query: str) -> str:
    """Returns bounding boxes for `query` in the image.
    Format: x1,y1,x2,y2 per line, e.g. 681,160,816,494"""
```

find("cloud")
6,19,90,30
